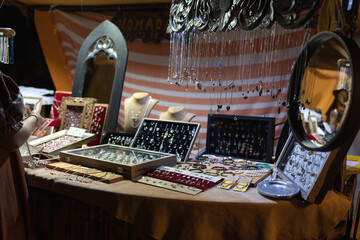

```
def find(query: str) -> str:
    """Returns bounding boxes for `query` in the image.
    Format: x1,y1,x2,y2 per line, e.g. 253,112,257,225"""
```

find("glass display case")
60,144,177,178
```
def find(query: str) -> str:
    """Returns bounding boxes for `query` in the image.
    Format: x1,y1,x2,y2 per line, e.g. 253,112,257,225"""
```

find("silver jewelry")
127,96,152,129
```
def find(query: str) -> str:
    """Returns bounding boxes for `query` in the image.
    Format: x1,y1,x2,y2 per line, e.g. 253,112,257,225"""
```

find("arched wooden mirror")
72,20,128,135
287,31,360,151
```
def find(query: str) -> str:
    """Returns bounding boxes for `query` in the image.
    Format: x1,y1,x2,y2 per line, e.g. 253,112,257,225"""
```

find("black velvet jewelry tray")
101,132,134,146
205,114,275,162
131,118,201,162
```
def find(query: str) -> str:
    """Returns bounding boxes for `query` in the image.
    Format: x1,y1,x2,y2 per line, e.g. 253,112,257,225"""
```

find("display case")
28,130,96,155
59,97,96,131
59,144,177,179
101,132,134,146
131,118,200,162
87,103,109,146
275,133,338,203
205,114,275,162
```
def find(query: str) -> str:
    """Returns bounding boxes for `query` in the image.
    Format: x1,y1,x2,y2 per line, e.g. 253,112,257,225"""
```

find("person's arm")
0,111,43,152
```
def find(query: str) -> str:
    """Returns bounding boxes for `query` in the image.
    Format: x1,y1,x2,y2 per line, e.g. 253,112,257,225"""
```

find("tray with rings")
28,129,97,156
275,133,334,203
59,144,177,179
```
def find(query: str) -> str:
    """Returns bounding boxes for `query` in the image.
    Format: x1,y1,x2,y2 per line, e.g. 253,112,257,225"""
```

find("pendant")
132,115,139,122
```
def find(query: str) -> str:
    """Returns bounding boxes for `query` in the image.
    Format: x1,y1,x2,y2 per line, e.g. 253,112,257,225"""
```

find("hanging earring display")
0,28,16,64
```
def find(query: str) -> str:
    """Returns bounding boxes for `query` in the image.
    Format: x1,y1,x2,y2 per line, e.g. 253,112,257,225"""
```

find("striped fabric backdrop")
48,9,309,152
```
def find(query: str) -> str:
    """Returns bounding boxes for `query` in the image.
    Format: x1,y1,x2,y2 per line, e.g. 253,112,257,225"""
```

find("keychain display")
131,118,200,162
205,114,275,162
0,28,15,64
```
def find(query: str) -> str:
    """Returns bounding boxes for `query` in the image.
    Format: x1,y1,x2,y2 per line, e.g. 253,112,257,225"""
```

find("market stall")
1,0,360,239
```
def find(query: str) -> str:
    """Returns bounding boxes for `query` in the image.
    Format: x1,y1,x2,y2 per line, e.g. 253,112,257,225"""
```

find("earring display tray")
101,132,134,146
138,166,223,195
28,130,96,156
205,114,275,162
275,133,334,203
59,144,177,179
131,118,201,162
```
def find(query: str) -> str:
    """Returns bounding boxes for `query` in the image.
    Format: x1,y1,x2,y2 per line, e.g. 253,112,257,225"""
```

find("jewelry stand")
159,106,196,122
131,118,200,162
205,114,275,162
124,92,158,134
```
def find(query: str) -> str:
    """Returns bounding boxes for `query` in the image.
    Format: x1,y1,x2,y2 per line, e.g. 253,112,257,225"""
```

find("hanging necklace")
128,96,152,129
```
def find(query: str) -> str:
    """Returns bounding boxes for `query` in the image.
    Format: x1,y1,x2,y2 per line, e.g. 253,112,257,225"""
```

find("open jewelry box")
205,114,275,162
28,130,96,156
59,144,177,179
131,118,201,162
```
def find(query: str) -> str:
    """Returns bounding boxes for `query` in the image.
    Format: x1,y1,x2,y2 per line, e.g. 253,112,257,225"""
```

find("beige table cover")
25,168,351,240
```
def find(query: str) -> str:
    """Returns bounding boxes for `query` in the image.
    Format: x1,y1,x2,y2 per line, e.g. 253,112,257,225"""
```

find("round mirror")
287,31,360,151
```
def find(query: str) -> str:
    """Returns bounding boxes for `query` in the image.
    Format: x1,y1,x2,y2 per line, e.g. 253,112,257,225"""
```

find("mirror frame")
72,20,128,136
287,31,360,151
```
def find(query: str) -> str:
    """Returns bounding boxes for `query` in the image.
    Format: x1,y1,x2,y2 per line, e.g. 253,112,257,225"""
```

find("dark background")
0,5,55,90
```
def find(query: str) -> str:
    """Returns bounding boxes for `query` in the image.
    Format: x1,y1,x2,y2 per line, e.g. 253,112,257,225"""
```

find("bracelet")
27,114,39,124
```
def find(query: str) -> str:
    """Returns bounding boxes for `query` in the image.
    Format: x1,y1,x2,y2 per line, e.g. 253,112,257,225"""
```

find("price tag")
67,127,86,137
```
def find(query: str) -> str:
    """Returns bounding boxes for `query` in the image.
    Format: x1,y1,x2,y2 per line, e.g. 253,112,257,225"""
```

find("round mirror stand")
287,31,360,152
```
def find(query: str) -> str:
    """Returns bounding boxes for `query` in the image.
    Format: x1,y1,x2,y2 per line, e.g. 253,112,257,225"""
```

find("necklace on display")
128,96,152,129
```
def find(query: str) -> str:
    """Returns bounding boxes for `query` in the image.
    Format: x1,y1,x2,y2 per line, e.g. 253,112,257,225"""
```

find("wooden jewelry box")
59,144,177,179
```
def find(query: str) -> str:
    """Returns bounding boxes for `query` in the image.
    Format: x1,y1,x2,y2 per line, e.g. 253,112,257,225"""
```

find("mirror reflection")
298,38,351,147
83,52,115,104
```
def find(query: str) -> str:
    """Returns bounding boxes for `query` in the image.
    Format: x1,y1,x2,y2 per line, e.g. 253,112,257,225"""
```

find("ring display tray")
131,118,200,162
205,114,275,162
29,130,96,156
275,133,337,203
59,144,177,179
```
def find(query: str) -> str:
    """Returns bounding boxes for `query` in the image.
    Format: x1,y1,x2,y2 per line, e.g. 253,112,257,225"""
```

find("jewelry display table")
25,167,351,240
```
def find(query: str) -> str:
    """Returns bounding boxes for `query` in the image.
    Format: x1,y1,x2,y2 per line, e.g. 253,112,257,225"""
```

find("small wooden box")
59,144,177,179
29,130,96,155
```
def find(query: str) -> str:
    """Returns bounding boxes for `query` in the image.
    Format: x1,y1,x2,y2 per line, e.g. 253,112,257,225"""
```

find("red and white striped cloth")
47,9,309,150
